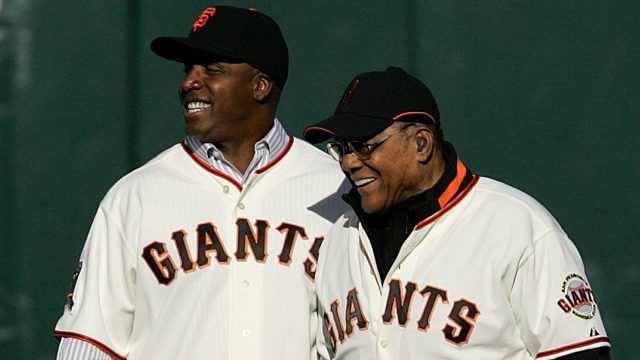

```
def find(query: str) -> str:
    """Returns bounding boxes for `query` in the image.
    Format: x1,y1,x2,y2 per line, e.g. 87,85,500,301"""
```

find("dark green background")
1,1,637,359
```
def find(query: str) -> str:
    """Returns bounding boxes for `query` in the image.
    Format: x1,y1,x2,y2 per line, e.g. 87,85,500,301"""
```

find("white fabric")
57,338,112,360
316,177,610,360
55,138,350,359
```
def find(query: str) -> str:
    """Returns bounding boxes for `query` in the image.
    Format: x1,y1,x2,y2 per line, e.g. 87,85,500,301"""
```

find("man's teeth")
355,178,375,187
187,101,211,113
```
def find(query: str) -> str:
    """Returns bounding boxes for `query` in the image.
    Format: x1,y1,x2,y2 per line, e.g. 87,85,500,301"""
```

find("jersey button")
238,203,245,210
379,340,389,348
241,329,252,338
241,280,250,288
222,185,230,193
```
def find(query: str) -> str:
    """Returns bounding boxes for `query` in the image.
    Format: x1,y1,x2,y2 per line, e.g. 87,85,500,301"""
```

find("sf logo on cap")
192,7,216,32
340,79,359,106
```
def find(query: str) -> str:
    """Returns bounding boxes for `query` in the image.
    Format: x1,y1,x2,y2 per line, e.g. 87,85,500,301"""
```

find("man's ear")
417,138,427,151
415,130,434,164
254,74,274,102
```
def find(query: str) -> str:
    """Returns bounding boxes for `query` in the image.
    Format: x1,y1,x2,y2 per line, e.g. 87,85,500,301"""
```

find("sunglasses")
326,123,415,162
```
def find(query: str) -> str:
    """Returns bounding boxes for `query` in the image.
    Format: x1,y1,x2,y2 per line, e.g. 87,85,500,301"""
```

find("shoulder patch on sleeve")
65,261,83,311
556,273,597,319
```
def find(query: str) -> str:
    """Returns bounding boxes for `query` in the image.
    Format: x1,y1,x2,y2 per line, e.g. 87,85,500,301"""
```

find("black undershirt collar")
342,142,475,280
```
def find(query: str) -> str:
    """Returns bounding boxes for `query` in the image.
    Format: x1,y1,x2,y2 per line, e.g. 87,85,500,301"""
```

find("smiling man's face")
340,123,425,214
179,61,260,144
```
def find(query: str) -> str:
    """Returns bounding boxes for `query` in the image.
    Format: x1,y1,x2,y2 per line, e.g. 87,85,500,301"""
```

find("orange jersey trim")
256,135,294,174
415,175,479,230
536,336,610,358
438,159,468,208
54,331,126,360
182,136,294,190
181,141,243,191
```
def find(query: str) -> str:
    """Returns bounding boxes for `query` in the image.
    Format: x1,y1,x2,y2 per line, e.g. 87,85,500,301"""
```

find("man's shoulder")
289,137,333,158
124,142,187,176
474,177,542,205
289,137,343,168
471,177,562,229
103,142,192,195
142,142,190,167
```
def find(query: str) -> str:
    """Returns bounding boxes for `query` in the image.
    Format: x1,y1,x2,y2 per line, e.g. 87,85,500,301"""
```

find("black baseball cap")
151,6,289,89
304,66,440,143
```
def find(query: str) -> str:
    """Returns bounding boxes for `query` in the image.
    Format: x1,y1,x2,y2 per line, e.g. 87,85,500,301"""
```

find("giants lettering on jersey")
141,218,324,285
325,279,480,352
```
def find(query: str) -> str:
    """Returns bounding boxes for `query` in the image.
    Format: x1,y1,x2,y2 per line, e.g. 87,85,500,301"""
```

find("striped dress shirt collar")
184,118,289,184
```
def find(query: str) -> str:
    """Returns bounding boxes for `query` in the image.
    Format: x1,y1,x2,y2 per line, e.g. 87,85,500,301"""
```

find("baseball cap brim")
303,113,393,144
151,36,243,65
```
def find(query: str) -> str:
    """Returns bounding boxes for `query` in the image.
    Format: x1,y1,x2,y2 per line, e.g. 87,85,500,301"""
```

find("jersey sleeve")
53,204,137,359
510,229,610,359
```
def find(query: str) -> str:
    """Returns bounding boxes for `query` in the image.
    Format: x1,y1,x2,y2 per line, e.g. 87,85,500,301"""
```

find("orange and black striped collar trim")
343,142,476,280
343,141,476,233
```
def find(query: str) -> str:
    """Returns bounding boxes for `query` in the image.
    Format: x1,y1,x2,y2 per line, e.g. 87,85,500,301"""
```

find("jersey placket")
371,223,439,360
226,180,265,360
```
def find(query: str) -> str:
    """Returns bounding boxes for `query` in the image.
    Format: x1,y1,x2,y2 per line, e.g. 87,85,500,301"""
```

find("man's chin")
184,125,205,140
361,200,384,215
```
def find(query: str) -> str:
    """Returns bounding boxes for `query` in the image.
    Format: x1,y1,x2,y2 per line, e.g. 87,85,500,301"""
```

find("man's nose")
180,66,204,93
340,152,362,174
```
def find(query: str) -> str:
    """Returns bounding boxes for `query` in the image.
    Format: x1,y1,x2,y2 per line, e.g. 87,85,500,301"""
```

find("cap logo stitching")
340,79,359,106
192,7,217,32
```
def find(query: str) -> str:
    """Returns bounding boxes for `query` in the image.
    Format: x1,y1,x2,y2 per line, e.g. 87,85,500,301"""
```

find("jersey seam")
515,228,567,271
96,203,137,353
100,203,137,257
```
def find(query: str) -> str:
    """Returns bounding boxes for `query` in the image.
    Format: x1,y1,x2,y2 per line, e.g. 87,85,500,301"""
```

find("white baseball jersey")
316,176,610,359
54,137,350,359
